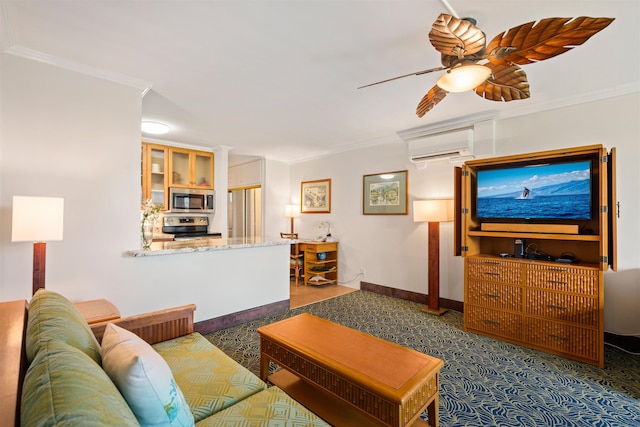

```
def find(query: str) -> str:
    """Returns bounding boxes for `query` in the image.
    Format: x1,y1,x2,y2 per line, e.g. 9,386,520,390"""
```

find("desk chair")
281,232,303,286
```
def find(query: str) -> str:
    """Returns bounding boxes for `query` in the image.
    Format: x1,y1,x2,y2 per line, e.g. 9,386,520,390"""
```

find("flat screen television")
475,160,593,221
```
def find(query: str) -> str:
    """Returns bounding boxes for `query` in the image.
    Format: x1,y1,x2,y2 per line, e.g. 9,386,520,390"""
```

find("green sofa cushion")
153,333,267,422
26,289,102,365
21,340,139,426
194,386,330,427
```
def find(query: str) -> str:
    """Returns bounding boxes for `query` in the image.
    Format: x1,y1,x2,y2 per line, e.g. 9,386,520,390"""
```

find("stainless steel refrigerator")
228,188,262,239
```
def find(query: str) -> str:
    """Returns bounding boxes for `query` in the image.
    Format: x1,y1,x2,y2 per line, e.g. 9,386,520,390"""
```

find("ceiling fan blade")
416,85,448,117
474,63,530,102
486,16,615,66
429,13,486,59
357,66,447,89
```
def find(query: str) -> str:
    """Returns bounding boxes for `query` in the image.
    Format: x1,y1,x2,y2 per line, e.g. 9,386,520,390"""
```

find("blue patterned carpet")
205,291,640,426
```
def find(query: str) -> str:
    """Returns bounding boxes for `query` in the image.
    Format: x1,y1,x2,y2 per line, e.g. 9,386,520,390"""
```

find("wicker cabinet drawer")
525,318,599,362
464,255,603,367
526,289,598,327
467,258,522,284
466,305,523,341
468,281,522,311
526,263,599,295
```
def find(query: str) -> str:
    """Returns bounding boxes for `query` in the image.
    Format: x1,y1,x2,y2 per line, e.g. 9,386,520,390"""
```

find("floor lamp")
11,196,64,295
414,199,454,315
285,204,300,235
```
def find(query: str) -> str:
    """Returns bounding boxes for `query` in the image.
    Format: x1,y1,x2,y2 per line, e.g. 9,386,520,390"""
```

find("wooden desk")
74,299,120,325
257,314,443,427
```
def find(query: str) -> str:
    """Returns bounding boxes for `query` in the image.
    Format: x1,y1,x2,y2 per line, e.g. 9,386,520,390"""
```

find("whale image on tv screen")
476,160,592,220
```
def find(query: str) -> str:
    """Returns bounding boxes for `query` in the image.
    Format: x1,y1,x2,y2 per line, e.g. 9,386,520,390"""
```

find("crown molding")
495,81,640,121
4,45,153,96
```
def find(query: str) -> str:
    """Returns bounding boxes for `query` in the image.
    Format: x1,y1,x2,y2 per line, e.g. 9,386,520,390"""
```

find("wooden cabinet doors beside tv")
459,144,616,368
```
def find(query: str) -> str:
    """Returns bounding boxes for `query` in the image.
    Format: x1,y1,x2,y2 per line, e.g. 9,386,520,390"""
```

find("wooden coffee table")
257,314,443,427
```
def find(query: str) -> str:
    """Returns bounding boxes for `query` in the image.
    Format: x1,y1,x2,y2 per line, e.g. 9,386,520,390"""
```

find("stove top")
162,215,209,236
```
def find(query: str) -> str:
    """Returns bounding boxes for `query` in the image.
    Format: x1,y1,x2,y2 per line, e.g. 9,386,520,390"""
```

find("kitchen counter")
127,237,292,257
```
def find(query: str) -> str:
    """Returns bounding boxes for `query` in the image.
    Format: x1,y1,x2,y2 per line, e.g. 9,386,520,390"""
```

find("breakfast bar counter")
127,237,291,257
122,236,292,323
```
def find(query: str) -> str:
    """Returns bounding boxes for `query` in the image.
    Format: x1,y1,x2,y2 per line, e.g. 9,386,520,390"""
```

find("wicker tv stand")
257,314,443,427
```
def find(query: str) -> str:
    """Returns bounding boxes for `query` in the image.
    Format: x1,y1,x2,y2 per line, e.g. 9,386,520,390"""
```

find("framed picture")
301,179,331,213
363,170,408,215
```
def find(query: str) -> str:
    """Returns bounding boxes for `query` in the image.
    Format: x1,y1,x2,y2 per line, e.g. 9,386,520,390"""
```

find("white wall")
289,140,462,292
0,55,289,322
0,55,142,304
290,92,640,336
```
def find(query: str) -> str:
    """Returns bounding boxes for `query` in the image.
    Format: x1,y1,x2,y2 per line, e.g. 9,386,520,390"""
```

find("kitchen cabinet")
298,241,338,286
170,147,214,189
141,143,169,208
229,159,262,189
142,143,215,209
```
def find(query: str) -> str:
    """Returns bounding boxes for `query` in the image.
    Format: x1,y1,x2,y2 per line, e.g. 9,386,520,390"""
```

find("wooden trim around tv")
480,223,580,234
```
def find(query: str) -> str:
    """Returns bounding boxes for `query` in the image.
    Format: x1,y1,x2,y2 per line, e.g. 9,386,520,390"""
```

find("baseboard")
196,281,467,334
360,281,464,313
194,299,290,334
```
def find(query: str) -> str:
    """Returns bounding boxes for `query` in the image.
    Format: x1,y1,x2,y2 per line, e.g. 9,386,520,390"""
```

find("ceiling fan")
359,13,615,118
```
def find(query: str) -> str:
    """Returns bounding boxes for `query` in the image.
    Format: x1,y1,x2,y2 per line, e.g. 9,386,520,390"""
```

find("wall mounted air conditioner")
409,146,473,163
400,119,495,168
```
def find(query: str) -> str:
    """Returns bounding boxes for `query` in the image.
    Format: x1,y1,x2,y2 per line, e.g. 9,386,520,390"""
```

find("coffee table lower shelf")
269,370,430,427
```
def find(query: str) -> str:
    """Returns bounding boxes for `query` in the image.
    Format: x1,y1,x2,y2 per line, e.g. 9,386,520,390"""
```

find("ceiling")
2,1,638,164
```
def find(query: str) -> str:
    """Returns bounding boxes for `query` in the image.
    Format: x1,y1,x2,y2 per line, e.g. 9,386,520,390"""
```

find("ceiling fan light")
436,64,491,93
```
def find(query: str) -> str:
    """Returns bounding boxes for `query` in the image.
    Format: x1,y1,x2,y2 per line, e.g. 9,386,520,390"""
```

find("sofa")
3,289,330,426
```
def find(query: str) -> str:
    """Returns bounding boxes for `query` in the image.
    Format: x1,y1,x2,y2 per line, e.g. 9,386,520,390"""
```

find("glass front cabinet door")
142,143,169,208
170,148,214,189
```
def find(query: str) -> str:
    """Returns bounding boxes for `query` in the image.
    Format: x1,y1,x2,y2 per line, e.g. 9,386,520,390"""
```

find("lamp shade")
436,64,492,93
413,199,454,223
12,196,64,242
285,204,300,218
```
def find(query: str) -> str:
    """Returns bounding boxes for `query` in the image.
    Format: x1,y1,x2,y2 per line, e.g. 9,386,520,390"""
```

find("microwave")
169,188,215,213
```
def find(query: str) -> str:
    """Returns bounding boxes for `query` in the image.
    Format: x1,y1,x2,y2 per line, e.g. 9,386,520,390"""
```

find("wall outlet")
360,267,366,277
